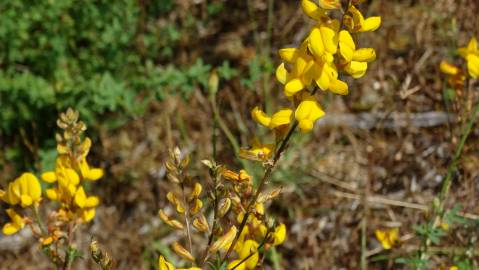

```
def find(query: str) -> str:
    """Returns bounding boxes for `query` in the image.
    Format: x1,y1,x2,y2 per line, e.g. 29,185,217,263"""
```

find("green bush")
0,0,238,169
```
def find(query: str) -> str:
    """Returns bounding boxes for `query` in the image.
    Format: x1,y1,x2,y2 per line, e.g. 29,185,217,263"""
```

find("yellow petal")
273,223,286,246
23,173,41,202
251,107,272,127
346,61,368,78
295,93,325,133
210,225,237,253
301,0,325,20
309,28,325,58
269,109,293,129
362,16,381,32
41,172,57,183
329,79,349,95
46,188,58,201
74,186,87,208
172,242,195,261
20,195,33,207
1,183,20,205
440,60,460,75
158,256,176,270
82,208,96,222
239,239,259,259
275,63,288,84
314,64,331,90
86,168,103,181
467,54,479,78
2,223,20,235
3,209,24,235
65,169,80,186
85,196,100,208
339,30,356,62
278,48,297,63
353,48,376,62
228,260,246,270
284,78,305,97
189,199,203,215
320,25,338,54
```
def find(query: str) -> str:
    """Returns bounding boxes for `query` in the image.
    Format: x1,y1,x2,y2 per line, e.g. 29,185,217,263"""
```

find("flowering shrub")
157,0,381,269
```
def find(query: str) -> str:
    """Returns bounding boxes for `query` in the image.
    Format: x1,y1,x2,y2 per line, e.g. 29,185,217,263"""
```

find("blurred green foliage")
0,0,237,169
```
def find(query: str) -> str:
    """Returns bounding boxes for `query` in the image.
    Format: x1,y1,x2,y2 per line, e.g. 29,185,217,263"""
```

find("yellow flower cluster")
375,228,400,250
41,138,103,224
250,0,381,136
158,148,286,269
441,37,479,89
0,109,103,241
223,169,286,270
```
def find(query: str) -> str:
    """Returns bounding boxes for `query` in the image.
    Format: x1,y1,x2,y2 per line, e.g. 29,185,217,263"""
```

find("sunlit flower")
2,209,25,235
1,173,42,208
375,228,400,250
301,0,326,21
295,92,325,133
251,107,293,129
272,223,286,246
239,138,275,162
344,5,381,33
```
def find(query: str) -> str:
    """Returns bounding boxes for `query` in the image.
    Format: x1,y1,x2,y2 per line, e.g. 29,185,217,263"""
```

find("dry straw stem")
330,190,479,220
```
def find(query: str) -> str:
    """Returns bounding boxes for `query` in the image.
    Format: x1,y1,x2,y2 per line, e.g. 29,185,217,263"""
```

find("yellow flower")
295,93,325,133
239,139,275,162
11,173,42,207
449,267,458,270
228,260,245,270
301,0,326,21
172,242,195,262
276,41,316,97
375,228,400,250
80,208,96,223
2,208,25,235
467,54,479,78
440,60,466,91
238,239,259,269
79,158,104,181
458,37,478,59
0,181,20,205
272,223,286,246
210,225,237,253
74,186,100,209
344,5,381,33
251,107,293,129
159,209,185,230
338,30,376,79
308,23,339,61
158,255,175,270
440,60,461,75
